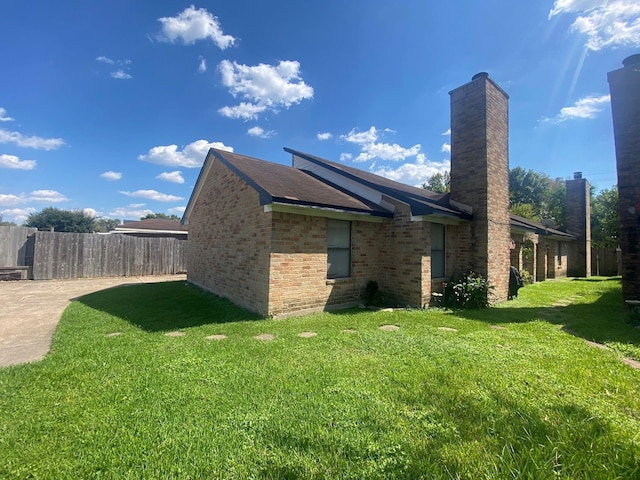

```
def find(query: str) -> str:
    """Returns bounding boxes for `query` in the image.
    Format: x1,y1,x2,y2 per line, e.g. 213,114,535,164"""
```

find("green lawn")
1,277,639,479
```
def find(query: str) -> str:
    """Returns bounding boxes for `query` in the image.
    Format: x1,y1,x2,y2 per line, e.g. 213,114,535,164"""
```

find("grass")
0,277,639,479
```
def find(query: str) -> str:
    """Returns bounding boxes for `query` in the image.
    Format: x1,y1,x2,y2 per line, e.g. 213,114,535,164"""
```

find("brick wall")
187,159,272,315
566,177,591,277
449,73,511,302
268,212,386,317
608,55,640,302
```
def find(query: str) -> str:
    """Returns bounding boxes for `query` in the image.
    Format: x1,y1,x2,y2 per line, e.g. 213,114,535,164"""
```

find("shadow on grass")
456,287,640,348
77,280,262,332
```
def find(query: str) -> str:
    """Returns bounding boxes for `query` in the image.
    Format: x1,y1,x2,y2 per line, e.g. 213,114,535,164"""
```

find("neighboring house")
182,72,590,318
111,219,188,240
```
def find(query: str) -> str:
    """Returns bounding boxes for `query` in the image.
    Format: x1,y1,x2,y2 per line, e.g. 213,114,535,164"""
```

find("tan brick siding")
608,58,640,301
187,159,272,315
450,74,511,302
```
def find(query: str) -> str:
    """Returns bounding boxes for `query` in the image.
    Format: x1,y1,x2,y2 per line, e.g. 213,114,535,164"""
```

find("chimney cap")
622,54,640,68
573,171,583,179
472,72,489,81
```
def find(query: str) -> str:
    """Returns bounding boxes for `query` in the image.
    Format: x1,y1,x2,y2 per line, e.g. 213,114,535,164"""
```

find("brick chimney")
449,72,511,302
565,172,591,277
608,54,640,302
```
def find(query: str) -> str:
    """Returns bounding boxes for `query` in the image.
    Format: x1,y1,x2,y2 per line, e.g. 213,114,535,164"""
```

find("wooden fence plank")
29,231,186,280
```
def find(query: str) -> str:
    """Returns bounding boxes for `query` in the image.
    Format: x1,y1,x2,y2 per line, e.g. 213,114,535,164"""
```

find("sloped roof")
510,214,576,240
182,149,392,224
284,148,472,220
113,218,188,234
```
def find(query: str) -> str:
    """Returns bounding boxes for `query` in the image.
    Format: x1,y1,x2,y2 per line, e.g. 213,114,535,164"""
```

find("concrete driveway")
0,274,187,367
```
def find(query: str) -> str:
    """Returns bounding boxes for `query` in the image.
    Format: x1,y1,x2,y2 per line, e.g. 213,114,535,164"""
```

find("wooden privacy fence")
0,226,37,267
30,231,187,280
591,247,621,276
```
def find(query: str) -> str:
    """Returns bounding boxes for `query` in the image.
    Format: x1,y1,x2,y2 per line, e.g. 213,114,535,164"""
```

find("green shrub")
443,271,494,309
520,269,534,285
363,280,389,307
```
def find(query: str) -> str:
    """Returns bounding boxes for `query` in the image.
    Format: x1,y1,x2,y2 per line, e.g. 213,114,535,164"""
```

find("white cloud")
168,206,186,215
218,102,267,121
0,154,36,170
317,132,332,141
373,157,451,188
0,128,64,150
96,56,116,65
198,56,207,73
120,190,184,202
441,143,451,153
218,60,314,120
0,190,68,207
339,126,421,163
100,171,122,181
139,139,233,168
96,57,133,79
108,206,154,219
111,69,132,80
247,126,275,138
354,142,421,163
157,5,236,48
1,207,36,223
29,190,68,203
341,126,380,145
544,94,610,123
340,153,352,162
82,208,98,218
0,194,23,206
442,128,451,136
156,171,185,184
549,1,640,50
0,107,14,122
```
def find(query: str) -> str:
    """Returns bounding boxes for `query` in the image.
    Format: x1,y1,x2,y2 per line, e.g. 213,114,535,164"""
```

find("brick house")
608,54,640,304
182,73,588,317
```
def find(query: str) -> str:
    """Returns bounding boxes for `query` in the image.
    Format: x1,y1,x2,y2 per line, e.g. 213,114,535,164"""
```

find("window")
327,219,351,279
431,223,446,278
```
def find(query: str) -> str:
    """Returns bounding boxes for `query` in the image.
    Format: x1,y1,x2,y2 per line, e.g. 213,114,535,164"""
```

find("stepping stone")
205,334,227,341
165,331,186,337
438,327,458,332
298,332,317,338
622,357,640,370
254,333,275,341
490,325,506,330
342,329,357,334
106,332,123,337
379,325,400,331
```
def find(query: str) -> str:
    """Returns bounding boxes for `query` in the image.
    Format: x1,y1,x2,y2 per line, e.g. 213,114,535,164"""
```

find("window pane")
328,220,350,248
432,251,445,278
328,248,350,278
431,222,445,278
431,223,445,250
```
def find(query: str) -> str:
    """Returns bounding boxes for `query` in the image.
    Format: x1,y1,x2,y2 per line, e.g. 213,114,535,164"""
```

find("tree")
422,171,450,193
24,207,95,233
141,213,180,221
591,186,619,248
94,217,121,233
0,213,17,226
509,167,565,225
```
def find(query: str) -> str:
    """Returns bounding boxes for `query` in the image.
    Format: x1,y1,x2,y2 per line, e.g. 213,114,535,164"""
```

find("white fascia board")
264,203,385,223
292,155,384,206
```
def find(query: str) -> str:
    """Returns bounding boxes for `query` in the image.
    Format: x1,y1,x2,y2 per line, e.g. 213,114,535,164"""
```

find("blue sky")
1,1,638,224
